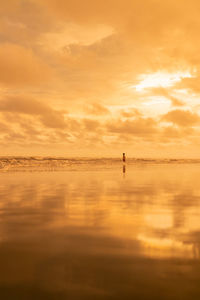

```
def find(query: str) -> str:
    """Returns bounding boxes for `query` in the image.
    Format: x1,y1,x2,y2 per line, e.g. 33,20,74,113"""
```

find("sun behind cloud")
134,71,193,92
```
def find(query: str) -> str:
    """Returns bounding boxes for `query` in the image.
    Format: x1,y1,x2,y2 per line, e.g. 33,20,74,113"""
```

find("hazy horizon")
2,155,200,160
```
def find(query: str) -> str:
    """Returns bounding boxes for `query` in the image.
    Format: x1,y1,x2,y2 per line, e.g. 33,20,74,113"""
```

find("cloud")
160,126,195,143
149,87,184,107
0,121,11,134
106,117,158,137
83,119,101,131
176,76,200,94
84,103,110,116
0,43,52,87
0,96,66,129
38,23,114,53
120,108,142,118
161,110,200,127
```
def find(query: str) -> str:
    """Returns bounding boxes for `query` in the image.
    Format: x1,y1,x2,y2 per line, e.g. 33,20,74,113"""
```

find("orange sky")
1,0,200,157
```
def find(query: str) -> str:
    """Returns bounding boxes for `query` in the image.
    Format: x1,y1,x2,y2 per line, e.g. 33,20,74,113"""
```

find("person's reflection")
123,164,126,177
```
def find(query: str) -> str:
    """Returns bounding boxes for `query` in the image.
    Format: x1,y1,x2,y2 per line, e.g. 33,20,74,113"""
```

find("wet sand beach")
0,160,200,299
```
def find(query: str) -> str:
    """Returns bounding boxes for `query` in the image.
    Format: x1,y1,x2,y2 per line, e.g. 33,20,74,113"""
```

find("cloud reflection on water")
0,164,200,299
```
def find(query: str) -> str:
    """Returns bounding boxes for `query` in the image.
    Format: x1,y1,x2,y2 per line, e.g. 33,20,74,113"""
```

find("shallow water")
0,163,200,299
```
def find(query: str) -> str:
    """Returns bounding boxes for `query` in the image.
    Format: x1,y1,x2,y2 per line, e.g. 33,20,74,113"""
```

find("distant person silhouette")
123,153,126,162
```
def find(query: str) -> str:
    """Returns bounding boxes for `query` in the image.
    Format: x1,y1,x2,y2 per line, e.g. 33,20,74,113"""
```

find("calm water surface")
0,163,200,299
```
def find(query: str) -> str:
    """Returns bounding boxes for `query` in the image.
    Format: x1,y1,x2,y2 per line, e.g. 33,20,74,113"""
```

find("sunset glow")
0,0,200,157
